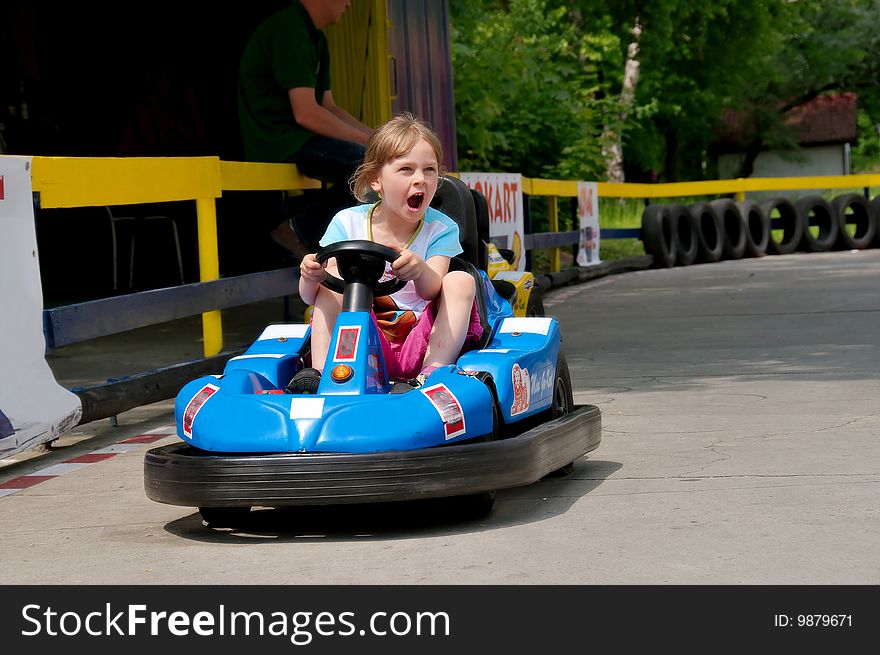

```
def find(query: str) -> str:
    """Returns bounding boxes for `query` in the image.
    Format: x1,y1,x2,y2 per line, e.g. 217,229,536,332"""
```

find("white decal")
230,353,286,360
290,398,325,420
499,317,552,335
258,324,310,341
529,366,555,402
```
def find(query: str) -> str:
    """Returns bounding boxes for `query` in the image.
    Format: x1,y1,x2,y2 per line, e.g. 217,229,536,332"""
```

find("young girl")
293,113,483,392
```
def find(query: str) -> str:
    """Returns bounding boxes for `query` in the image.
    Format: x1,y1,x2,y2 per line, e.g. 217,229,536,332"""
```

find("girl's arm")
391,246,450,301
299,255,340,305
416,255,451,300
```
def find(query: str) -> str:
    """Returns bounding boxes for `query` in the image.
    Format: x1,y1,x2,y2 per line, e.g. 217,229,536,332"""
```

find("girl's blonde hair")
351,112,445,202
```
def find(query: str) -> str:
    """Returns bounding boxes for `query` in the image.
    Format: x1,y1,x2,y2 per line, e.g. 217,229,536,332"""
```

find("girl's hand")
391,246,425,282
300,253,326,285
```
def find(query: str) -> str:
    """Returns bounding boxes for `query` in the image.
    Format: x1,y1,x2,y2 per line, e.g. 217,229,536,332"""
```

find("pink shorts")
373,300,484,380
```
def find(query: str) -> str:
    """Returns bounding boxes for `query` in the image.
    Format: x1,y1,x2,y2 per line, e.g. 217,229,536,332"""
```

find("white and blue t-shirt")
320,203,462,314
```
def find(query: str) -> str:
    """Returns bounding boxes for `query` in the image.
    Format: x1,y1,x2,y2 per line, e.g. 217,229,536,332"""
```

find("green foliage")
450,0,880,184
852,110,880,173
450,0,618,180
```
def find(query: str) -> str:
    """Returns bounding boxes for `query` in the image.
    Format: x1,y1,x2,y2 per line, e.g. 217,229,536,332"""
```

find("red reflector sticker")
333,326,361,362
182,383,219,437
422,384,466,439
0,175,5,200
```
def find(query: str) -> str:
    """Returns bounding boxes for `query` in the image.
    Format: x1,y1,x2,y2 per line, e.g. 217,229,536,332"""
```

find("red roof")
716,92,858,148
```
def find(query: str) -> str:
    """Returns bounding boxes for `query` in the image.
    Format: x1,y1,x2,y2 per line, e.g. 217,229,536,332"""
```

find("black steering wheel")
315,240,407,296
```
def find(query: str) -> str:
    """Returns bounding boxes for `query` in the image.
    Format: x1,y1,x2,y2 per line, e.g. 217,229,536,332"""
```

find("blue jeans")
289,136,366,247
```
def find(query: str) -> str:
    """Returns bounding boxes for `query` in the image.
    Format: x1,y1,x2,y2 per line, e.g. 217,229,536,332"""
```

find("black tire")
198,506,252,529
832,193,876,250
872,197,880,248
525,287,545,317
687,202,724,263
453,372,502,517
710,198,747,260
795,195,838,252
669,203,698,266
544,352,576,478
760,197,802,255
641,204,677,268
737,200,770,257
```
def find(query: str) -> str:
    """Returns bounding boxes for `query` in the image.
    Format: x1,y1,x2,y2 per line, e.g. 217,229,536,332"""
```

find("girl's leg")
309,286,342,371
422,271,476,370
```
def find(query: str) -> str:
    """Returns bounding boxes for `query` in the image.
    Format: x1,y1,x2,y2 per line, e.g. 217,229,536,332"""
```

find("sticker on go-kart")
368,352,386,385
333,326,361,362
290,397,325,419
499,317,552,335
421,384,466,439
258,324,309,341
529,366,554,400
230,353,286,360
510,364,531,416
182,383,219,438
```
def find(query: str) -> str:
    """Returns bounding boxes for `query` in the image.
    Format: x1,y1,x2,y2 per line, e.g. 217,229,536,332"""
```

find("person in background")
238,0,373,259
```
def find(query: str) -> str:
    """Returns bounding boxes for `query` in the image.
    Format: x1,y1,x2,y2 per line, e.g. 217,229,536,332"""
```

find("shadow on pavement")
161,458,622,544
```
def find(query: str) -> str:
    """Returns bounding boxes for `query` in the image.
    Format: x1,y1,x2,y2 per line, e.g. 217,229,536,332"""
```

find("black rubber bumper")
144,404,601,507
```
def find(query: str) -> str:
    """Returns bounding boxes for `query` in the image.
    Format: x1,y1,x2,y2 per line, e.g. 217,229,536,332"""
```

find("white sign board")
459,172,525,271
576,181,601,266
0,156,82,458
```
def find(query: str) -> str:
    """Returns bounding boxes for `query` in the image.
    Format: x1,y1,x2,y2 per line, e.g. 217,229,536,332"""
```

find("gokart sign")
459,172,525,271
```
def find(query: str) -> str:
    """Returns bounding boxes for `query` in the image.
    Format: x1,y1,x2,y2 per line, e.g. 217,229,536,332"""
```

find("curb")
536,255,654,293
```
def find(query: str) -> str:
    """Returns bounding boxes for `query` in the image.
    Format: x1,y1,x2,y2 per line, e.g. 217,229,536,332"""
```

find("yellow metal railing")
524,173,880,199
28,156,880,357
31,156,322,358
525,173,880,268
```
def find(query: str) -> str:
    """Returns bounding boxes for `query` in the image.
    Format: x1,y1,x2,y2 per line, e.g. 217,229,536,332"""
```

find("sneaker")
270,219,311,261
286,367,322,394
389,380,418,394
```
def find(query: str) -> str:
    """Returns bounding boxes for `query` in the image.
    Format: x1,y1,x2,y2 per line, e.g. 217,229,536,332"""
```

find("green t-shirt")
237,1,331,162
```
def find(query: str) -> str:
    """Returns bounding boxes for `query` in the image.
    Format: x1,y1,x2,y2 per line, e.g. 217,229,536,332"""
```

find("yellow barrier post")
548,195,560,272
195,197,223,356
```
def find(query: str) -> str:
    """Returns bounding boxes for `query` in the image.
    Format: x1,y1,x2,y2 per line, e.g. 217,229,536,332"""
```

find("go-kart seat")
430,176,481,269
430,176,493,349
470,188,491,271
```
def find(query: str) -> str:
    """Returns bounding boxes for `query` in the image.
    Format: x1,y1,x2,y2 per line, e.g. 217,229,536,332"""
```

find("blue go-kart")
144,182,601,528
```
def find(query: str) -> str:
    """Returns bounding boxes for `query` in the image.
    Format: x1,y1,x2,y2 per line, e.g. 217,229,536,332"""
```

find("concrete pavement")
1,250,878,583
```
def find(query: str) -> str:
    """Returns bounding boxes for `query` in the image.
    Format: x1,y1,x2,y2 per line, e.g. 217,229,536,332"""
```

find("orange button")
330,364,353,383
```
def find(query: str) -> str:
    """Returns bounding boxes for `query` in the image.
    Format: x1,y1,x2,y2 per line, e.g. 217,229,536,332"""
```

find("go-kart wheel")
526,287,545,317
454,490,496,518
315,240,407,296
453,372,502,517
544,352,576,478
198,506,251,529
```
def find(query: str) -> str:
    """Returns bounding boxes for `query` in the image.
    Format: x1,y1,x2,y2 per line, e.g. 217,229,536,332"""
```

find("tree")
724,0,880,178
450,0,618,180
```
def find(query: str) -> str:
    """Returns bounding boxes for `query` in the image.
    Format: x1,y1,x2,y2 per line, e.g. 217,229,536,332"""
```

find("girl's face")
370,138,439,224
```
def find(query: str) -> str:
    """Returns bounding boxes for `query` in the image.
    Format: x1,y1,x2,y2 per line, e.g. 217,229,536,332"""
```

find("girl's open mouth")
406,192,424,210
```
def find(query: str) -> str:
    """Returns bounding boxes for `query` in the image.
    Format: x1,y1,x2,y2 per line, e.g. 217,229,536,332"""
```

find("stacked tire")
641,197,771,268
641,191,880,270
831,194,876,250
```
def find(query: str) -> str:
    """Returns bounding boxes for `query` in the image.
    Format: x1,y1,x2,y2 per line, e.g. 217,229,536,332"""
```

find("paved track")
2,250,879,584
